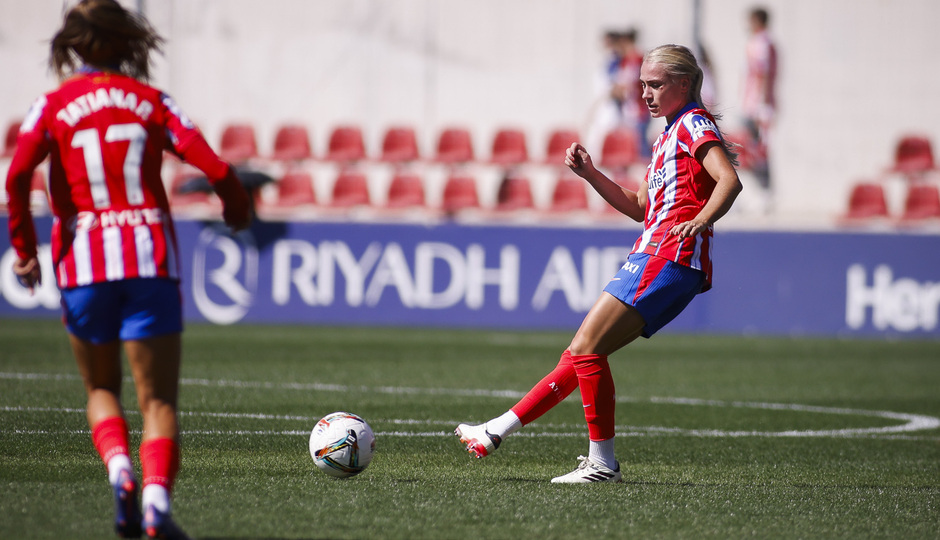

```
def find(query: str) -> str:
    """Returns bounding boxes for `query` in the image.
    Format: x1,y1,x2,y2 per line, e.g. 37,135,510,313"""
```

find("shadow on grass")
201,537,327,540
501,477,938,490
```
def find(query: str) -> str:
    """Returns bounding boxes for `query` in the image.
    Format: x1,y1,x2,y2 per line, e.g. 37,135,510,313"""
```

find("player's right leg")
456,350,580,458
65,283,143,538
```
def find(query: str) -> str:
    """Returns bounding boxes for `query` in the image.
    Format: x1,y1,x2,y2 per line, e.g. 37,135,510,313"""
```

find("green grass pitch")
1,319,938,539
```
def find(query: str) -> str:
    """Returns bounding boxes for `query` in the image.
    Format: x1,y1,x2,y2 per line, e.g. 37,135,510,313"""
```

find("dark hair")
50,0,164,81
750,7,770,27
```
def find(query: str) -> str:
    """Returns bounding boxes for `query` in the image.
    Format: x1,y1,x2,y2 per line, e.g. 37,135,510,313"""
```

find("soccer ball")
309,412,376,478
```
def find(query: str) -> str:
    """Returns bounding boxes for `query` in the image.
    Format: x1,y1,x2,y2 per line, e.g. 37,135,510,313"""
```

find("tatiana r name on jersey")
54,87,154,127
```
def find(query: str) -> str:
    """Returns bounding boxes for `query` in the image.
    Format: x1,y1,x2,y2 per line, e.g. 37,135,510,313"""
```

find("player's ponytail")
645,44,740,166
50,0,163,82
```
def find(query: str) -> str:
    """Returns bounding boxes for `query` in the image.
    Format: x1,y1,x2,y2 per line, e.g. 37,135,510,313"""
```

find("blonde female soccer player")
6,0,251,536
457,44,742,483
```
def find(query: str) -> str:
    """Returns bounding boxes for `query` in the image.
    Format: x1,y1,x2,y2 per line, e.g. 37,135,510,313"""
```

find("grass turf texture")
1,319,938,539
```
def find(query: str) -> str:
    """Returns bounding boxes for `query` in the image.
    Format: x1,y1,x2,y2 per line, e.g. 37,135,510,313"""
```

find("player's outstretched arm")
172,131,252,232
565,143,644,222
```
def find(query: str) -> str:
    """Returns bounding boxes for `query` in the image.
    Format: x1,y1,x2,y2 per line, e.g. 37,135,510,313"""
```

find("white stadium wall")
2,0,940,225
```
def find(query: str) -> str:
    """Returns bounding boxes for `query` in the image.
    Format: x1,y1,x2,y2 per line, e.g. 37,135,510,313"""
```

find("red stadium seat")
599,129,639,169
434,127,475,163
330,170,370,207
219,123,258,163
271,124,313,161
274,171,317,207
900,184,940,221
490,128,529,165
495,175,534,211
325,125,367,162
543,128,580,165
380,126,420,163
441,175,480,213
3,119,21,158
386,173,426,208
844,182,889,220
892,135,935,176
549,176,589,212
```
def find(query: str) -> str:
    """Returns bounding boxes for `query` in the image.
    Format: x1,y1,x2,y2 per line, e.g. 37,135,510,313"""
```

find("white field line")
2,372,939,440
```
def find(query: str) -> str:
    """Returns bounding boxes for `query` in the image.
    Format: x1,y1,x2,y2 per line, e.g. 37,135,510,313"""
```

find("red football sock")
571,353,616,441
510,350,580,425
91,416,130,465
139,438,180,493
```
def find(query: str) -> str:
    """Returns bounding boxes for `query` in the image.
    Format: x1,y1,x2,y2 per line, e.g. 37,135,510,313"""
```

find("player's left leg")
552,254,706,483
126,333,189,540
120,278,189,539
550,292,645,483
65,281,143,537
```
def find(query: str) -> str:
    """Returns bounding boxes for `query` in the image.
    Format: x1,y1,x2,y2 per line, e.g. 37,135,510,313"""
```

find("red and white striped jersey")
632,104,723,291
6,70,232,289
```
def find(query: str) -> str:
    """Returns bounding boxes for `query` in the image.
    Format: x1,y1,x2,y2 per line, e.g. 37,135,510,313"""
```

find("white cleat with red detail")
455,423,502,459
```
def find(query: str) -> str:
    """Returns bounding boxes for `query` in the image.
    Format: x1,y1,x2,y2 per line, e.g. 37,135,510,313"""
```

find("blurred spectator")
585,29,649,160
611,29,651,160
603,30,623,84
585,30,627,156
742,6,777,195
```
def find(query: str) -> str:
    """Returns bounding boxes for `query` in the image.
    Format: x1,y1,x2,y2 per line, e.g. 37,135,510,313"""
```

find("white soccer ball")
309,412,376,478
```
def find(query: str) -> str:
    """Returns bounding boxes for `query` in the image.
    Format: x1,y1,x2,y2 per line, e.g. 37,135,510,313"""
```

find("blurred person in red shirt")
742,6,777,195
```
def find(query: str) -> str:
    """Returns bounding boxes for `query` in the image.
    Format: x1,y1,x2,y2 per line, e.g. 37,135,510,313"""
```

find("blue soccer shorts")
60,278,183,344
603,252,706,338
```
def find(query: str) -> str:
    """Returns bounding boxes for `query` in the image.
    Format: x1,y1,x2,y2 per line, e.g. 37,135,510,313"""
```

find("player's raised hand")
565,143,595,177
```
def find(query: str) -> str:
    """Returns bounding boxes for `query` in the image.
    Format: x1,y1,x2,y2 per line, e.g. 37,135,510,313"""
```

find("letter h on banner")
465,244,520,310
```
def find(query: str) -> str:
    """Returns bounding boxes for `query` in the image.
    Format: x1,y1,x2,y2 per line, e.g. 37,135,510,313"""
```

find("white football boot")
455,423,502,459
550,455,622,483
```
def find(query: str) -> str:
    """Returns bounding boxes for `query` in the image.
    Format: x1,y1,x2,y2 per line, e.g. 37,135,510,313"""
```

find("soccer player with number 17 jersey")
457,44,743,483
5,1,251,537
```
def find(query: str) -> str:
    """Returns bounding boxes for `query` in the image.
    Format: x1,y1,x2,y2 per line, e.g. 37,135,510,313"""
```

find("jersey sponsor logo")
68,208,165,232
648,167,668,191
70,211,99,232
55,88,154,127
99,208,164,229
621,260,640,274
691,116,718,140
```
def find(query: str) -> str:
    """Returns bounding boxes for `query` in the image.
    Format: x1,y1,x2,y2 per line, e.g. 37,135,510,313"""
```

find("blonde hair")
50,0,163,81
644,44,739,165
